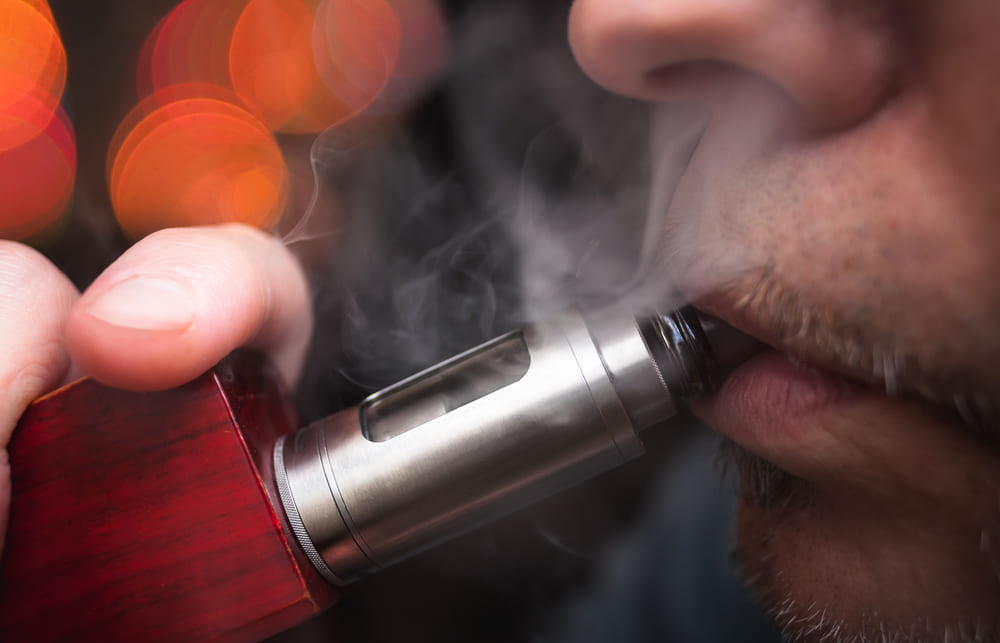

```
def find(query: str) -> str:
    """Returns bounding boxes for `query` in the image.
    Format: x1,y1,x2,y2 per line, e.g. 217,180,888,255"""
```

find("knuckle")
0,245,72,416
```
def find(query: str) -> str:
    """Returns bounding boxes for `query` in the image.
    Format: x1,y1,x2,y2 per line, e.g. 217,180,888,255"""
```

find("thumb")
65,224,313,392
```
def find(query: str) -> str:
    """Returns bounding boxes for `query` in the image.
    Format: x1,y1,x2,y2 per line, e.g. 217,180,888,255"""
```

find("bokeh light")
0,0,66,150
227,0,403,133
114,0,447,238
376,0,449,108
0,0,75,241
302,0,401,129
108,87,288,239
0,102,75,240
136,0,244,99
136,0,405,134
229,0,343,133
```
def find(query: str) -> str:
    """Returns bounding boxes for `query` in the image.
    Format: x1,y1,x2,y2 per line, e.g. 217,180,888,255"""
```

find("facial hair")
716,438,1000,643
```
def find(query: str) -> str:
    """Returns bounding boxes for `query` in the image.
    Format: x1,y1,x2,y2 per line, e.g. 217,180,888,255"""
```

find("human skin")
0,225,312,554
569,0,1000,640
3,2,999,640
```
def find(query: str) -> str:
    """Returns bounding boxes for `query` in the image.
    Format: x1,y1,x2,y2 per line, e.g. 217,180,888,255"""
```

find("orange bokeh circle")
0,102,75,240
135,0,403,134
0,0,67,151
313,0,401,113
229,0,400,133
137,0,247,98
109,92,289,239
228,0,318,132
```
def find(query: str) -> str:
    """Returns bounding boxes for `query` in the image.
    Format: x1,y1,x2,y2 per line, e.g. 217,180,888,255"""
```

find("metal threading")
273,435,345,586
640,306,718,400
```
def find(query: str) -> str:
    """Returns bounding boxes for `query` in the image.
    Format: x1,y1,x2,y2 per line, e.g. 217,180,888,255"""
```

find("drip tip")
642,307,765,400
695,311,767,381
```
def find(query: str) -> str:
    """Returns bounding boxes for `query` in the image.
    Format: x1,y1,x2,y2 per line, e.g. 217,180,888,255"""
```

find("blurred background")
7,1,778,640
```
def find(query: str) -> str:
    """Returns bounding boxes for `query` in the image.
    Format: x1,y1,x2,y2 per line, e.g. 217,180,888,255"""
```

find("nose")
568,0,897,129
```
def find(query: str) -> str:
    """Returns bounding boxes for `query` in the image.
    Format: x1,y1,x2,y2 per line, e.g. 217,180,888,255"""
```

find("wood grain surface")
0,351,337,642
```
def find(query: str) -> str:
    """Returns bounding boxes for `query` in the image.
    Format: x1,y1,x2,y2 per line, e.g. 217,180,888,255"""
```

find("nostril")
643,60,773,99
569,0,899,134
644,61,813,144
641,48,894,136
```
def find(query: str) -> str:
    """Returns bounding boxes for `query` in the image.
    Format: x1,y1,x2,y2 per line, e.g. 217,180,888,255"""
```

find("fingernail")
84,277,194,331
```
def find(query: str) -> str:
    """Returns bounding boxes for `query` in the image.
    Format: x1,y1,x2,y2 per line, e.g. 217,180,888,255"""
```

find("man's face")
568,0,1000,639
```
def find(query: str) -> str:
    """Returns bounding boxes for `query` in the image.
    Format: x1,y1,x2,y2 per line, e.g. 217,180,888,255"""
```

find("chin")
733,493,1000,643
711,391,1000,643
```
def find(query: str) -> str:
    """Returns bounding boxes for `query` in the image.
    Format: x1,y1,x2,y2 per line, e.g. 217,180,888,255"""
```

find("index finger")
0,241,78,445
0,241,79,554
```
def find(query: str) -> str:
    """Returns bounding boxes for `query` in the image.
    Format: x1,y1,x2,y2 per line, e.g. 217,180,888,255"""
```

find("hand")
0,223,312,554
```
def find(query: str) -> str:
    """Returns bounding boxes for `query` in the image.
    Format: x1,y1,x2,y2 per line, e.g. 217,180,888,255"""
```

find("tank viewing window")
361,332,530,442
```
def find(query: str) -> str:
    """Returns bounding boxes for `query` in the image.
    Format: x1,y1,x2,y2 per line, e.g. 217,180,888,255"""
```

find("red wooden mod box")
0,352,337,642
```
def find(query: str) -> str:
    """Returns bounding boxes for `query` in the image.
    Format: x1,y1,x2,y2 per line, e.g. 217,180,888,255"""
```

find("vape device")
275,306,759,585
0,305,758,641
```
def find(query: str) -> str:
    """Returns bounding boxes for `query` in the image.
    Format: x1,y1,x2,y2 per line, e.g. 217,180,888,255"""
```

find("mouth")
686,302,1000,643
694,287,997,434
712,349,869,424
699,294,892,411
687,290,999,509
692,319,893,511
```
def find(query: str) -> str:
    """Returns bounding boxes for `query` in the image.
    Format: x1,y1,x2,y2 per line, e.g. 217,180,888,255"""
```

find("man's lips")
698,350,872,447
690,299,998,498
689,347,897,494
691,298,873,435
694,293,895,393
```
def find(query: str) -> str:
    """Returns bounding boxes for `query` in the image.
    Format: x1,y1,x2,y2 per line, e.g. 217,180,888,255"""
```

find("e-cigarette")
275,305,760,584
0,304,759,642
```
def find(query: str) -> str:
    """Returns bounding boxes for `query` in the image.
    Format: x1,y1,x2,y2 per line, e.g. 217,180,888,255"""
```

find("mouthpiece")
274,306,762,585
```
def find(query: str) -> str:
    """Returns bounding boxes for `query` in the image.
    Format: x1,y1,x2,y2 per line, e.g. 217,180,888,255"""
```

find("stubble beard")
718,439,1000,643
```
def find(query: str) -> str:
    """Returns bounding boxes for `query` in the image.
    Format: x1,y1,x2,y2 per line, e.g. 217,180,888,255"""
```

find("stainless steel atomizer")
274,305,761,585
